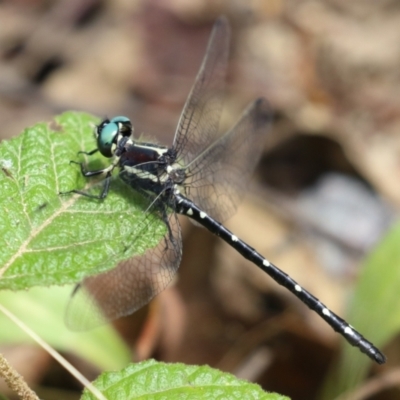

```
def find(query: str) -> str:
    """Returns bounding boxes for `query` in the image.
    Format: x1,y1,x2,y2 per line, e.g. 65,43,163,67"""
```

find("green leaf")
321,221,400,398
0,112,166,290
0,286,130,370
81,360,289,400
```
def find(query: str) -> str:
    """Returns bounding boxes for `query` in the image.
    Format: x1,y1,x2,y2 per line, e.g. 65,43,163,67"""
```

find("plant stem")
0,302,107,400
0,352,39,400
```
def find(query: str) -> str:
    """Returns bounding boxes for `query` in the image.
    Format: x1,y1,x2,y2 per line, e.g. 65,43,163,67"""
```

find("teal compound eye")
110,116,132,137
97,120,118,157
96,116,132,157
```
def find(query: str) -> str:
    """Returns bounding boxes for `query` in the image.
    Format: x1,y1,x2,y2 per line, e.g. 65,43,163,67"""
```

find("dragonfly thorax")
166,164,186,185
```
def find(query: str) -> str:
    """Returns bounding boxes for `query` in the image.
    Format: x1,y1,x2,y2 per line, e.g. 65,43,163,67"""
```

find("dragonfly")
66,16,386,364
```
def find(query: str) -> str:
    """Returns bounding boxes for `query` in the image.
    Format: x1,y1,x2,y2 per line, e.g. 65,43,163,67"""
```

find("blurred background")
1,0,400,399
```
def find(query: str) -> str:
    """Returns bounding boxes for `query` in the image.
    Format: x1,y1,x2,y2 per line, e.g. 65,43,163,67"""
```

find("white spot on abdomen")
295,285,302,292
187,208,193,216
200,211,207,219
231,235,238,242
344,326,354,336
322,308,330,317
263,260,271,267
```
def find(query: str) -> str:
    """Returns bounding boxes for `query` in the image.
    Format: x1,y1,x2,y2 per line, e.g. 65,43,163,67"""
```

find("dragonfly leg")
77,148,99,156
69,160,109,178
60,172,112,199
60,159,117,199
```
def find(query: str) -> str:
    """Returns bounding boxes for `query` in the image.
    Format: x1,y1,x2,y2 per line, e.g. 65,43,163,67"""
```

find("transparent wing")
182,98,272,222
172,16,230,165
65,184,182,331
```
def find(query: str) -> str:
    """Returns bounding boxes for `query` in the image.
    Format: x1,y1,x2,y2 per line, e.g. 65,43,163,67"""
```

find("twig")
0,352,39,400
0,302,107,400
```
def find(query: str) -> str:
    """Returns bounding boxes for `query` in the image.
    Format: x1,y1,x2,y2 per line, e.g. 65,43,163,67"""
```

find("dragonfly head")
96,116,132,157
